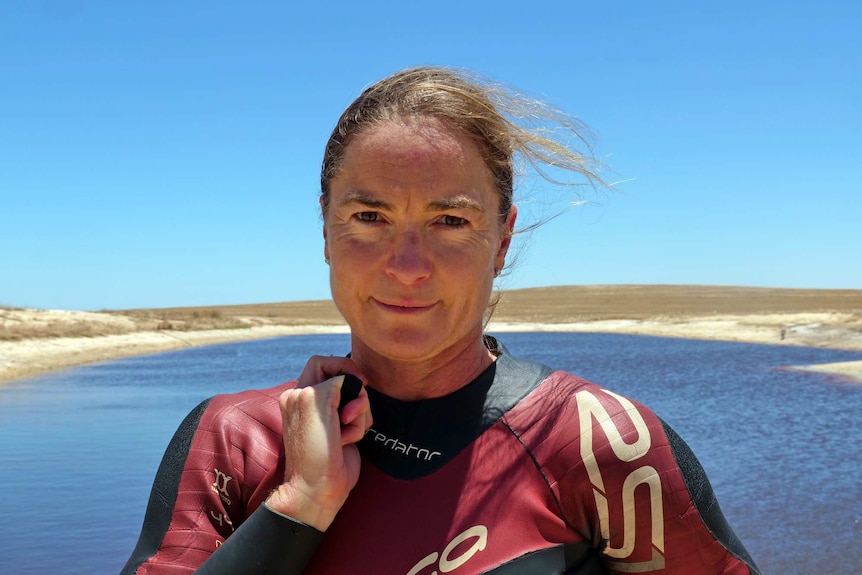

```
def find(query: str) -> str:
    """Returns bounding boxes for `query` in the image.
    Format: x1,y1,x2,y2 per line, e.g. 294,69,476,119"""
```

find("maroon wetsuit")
121,338,759,574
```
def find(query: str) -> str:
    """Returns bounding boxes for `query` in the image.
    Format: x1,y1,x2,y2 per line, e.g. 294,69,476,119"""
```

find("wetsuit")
120,338,760,574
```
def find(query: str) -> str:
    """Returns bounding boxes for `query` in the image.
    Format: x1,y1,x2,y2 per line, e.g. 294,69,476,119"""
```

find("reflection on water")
1,333,860,574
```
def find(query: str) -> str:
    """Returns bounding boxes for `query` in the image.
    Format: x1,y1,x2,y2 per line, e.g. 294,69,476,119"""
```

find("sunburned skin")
323,117,516,400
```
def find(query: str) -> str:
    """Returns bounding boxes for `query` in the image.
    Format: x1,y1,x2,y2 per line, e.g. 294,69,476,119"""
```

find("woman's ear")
495,205,517,272
321,196,330,263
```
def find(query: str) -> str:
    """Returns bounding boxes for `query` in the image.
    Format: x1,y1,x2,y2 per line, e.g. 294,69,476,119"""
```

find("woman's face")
323,117,516,365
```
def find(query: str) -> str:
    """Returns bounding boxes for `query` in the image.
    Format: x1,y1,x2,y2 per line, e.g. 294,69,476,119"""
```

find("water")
1,332,860,574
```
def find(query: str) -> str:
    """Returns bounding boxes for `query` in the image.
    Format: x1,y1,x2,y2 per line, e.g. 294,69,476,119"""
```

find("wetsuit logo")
366,428,442,461
577,389,665,571
406,525,488,575
211,468,233,506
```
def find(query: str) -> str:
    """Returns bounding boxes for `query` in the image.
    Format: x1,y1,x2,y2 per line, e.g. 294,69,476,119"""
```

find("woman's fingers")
339,382,372,445
266,359,372,530
271,380,350,529
337,374,363,413
294,356,372,445
296,355,365,389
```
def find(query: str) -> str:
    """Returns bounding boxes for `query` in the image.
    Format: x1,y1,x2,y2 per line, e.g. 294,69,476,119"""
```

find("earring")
325,258,330,265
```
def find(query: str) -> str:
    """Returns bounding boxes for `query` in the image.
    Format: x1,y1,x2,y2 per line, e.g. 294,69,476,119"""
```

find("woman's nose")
385,229,432,284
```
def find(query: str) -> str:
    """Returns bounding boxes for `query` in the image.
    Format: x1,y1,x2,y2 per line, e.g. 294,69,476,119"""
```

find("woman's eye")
356,212,379,222
441,215,467,227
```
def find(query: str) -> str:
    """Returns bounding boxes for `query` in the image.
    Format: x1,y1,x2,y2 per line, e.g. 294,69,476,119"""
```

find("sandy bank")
783,360,862,382
488,314,862,384
3,312,861,385
3,286,861,385
0,324,349,385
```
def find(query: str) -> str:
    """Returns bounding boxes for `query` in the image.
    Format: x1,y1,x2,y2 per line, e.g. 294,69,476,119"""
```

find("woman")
121,67,760,574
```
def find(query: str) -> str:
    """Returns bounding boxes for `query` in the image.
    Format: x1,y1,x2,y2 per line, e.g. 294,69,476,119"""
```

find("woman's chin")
363,333,444,363
352,323,480,365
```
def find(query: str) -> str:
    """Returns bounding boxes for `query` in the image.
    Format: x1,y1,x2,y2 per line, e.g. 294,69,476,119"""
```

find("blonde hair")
320,66,608,224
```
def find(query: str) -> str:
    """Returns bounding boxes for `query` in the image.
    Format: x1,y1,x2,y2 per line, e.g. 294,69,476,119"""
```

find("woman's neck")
351,334,496,401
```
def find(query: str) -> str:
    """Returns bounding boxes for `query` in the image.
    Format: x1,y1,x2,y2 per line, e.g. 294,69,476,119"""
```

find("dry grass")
3,285,862,385
0,300,346,342
2,285,861,342
119,285,862,327
491,285,862,323
1,310,135,341
116,300,346,329
0,321,134,341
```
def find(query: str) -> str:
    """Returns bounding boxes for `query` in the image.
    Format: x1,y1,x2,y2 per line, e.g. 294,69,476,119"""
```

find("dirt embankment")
2,285,861,385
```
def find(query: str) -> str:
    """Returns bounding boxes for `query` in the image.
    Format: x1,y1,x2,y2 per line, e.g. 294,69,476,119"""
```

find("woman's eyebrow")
338,190,392,210
339,191,486,213
426,195,486,213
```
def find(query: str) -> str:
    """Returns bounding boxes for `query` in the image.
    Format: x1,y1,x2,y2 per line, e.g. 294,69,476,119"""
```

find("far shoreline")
3,318,861,387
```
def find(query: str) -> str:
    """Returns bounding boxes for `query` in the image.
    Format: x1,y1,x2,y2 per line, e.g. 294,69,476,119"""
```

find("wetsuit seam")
120,397,212,574
500,416,574,532
659,419,761,575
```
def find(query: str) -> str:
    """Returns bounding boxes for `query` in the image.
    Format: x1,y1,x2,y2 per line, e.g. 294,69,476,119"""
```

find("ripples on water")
1,333,860,574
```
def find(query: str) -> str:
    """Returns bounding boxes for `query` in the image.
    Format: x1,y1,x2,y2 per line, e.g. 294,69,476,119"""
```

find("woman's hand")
265,356,372,531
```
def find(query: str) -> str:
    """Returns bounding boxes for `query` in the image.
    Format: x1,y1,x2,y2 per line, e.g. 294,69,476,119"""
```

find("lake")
1,332,860,574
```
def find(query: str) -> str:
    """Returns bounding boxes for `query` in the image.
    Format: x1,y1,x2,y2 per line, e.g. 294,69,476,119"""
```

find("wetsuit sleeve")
119,399,217,574
119,392,325,574
659,420,758,572
563,387,761,574
195,504,323,574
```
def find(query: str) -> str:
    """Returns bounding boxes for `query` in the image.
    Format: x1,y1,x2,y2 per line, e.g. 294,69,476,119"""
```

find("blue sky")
1,1,859,311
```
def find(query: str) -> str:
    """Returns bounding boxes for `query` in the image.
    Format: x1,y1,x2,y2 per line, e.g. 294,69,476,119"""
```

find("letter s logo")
577,389,665,571
406,525,488,575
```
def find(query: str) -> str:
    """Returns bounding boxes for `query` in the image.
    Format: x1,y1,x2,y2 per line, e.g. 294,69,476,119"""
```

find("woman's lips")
373,299,436,314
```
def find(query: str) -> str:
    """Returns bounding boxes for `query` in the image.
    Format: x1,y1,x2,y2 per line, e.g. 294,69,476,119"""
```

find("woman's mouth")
373,299,437,314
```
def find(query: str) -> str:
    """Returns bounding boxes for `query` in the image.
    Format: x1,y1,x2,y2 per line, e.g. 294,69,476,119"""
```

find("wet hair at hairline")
319,66,606,227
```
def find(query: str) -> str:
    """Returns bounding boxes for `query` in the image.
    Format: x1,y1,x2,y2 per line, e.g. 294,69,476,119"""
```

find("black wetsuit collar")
358,337,553,480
